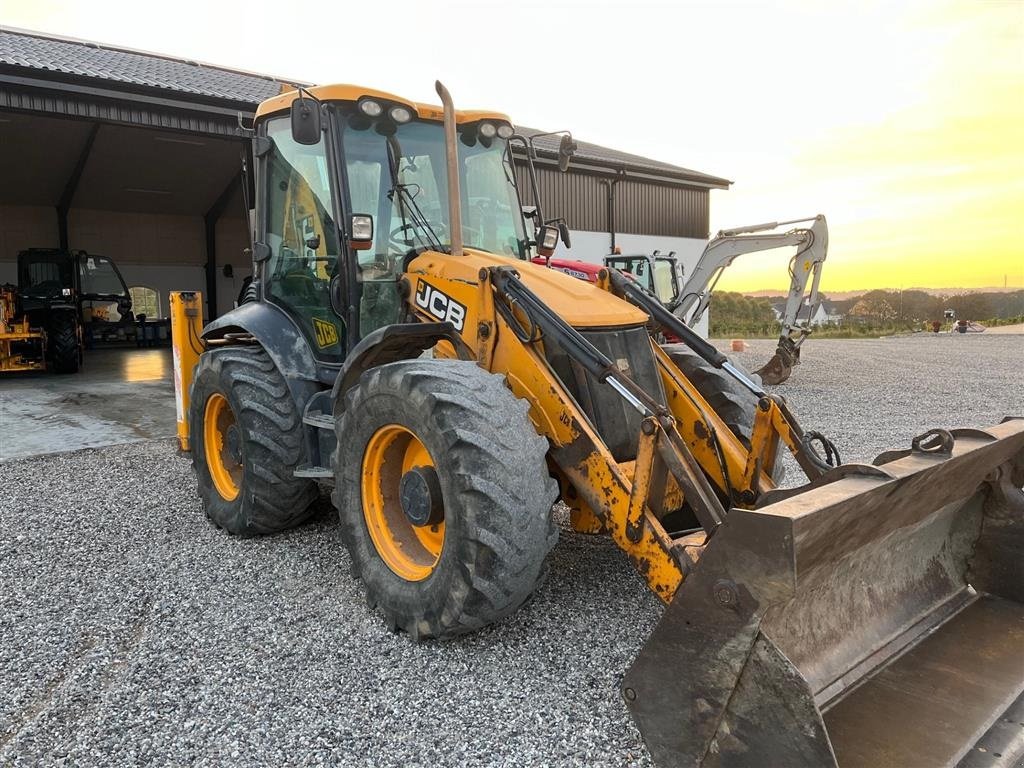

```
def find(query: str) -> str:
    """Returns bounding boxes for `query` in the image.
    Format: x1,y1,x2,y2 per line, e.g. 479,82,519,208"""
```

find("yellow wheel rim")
203,392,242,501
361,424,444,581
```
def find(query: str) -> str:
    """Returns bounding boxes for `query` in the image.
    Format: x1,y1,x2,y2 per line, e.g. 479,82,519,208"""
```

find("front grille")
543,324,665,462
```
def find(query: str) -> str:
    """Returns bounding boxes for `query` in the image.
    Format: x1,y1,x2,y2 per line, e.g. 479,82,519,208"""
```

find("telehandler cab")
173,81,1024,767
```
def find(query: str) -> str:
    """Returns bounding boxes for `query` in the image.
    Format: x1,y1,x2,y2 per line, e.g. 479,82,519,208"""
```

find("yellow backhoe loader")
172,81,1024,767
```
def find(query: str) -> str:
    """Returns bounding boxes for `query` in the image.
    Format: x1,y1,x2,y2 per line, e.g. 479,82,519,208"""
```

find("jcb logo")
312,317,339,348
414,281,466,331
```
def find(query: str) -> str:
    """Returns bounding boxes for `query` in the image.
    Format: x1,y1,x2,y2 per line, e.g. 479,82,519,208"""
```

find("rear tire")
662,344,785,482
48,311,80,374
333,359,558,640
189,345,318,535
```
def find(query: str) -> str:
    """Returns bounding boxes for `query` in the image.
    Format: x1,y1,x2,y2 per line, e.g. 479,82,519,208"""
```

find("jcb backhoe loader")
172,81,1024,767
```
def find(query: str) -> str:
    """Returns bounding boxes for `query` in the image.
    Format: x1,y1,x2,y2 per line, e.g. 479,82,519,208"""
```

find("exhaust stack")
434,81,463,258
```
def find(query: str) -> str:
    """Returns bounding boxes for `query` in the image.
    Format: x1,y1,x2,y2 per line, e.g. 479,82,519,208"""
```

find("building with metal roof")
0,26,729,323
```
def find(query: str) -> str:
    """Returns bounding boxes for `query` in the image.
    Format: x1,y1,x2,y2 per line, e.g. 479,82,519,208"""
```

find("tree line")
708,289,1024,338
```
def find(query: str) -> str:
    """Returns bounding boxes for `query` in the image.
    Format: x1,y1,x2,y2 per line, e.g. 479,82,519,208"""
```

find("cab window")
264,118,345,360
79,255,127,297
652,260,678,304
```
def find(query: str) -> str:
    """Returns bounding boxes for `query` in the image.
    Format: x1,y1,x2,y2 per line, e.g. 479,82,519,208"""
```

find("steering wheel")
388,220,488,251
359,253,395,280
389,221,445,249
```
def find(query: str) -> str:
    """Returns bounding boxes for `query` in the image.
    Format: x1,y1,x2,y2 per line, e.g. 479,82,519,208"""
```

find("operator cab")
252,86,530,363
604,252,682,307
17,248,132,321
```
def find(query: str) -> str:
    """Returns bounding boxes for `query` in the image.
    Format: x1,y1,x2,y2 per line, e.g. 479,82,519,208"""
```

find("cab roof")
255,83,511,125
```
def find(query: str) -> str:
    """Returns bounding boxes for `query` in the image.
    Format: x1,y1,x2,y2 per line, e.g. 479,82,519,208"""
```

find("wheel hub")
399,466,444,527
224,424,242,464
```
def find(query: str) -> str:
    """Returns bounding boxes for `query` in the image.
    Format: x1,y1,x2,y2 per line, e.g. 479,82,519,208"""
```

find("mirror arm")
508,134,545,231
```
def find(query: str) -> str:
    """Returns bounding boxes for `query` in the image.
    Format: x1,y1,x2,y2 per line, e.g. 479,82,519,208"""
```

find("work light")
536,224,560,258
497,124,514,139
350,214,374,250
479,122,497,139
359,99,383,117
390,106,412,124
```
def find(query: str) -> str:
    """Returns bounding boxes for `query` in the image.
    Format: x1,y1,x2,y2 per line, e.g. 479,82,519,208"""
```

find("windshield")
79,254,127,297
341,111,528,261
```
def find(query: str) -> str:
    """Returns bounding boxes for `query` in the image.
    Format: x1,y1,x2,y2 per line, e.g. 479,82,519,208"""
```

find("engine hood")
406,249,649,329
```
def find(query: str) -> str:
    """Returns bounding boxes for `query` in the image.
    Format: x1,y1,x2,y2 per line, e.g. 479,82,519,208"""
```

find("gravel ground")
729,334,1022,467
2,335,1022,767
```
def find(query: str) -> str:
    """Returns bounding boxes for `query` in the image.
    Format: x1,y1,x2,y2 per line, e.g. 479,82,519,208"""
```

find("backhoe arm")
676,215,827,328
674,215,828,385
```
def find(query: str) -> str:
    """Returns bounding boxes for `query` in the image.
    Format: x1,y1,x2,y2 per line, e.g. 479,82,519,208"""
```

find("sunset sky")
2,0,1022,292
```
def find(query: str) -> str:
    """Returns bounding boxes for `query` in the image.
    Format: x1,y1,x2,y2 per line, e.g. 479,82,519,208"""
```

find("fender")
202,301,335,407
330,322,469,410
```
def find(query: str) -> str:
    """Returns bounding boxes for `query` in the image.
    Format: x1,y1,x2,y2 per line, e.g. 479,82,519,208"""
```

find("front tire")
189,346,318,535
48,311,80,374
333,359,558,640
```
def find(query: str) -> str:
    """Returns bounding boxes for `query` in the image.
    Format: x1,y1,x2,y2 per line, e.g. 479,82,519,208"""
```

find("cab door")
261,116,346,362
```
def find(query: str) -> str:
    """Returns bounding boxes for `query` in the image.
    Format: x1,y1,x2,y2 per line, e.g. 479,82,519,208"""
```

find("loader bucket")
624,418,1024,767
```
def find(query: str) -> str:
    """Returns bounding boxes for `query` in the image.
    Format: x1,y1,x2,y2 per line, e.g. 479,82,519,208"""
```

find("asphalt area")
1,335,1022,766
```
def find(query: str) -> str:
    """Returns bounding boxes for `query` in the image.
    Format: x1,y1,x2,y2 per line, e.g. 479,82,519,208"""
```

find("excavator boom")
676,215,829,384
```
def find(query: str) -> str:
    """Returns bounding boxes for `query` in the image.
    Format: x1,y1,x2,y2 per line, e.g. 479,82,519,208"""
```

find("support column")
204,171,243,320
57,123,100,250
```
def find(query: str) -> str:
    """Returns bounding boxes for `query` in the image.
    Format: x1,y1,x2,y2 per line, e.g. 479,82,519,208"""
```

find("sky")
2,0,1022,292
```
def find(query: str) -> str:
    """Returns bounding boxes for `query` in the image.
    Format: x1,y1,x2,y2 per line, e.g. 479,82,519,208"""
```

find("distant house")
771,297,843,327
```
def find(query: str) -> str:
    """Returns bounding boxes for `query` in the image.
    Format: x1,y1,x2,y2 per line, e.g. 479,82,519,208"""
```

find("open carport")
1,27,729,460
0,28,266,325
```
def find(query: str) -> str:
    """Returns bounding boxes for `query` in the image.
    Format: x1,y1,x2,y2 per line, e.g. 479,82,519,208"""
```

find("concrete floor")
2,332,1021,463
0,348,176,462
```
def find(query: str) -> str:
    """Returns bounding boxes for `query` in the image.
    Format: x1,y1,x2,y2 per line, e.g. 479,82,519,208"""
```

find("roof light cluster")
481,122,513,139
356,98,515,139
358,98,413,124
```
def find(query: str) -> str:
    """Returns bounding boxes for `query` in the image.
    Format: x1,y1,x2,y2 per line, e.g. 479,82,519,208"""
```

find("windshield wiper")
388,183,443,252
385,135,444,253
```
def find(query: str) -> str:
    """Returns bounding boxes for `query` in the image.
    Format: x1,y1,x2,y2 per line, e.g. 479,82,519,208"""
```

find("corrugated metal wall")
514,164,709,239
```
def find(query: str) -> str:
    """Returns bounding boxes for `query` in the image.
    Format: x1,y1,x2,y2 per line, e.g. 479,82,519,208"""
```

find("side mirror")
557,133,577,172
536,224,559,258
329,274,345,318
558,222,571,249
290,97,322,146
349,214,374,251
252,242,272,263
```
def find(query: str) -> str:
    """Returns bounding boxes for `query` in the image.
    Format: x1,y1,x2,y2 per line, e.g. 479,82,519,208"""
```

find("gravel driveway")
2,335,1021,767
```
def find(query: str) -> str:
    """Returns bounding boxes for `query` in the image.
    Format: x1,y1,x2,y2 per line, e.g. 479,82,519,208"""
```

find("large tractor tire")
334,359,558,640
189,345,318,536
48,311,81,374
662,343,785,481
